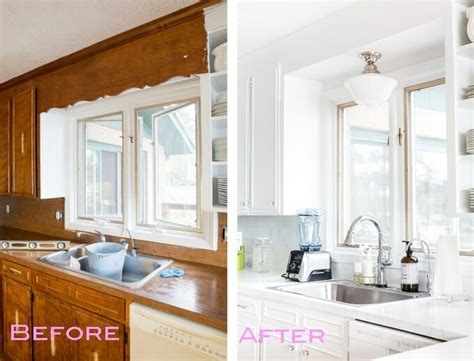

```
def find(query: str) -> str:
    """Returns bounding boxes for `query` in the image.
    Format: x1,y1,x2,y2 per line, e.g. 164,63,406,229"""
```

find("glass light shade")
344,73,397,107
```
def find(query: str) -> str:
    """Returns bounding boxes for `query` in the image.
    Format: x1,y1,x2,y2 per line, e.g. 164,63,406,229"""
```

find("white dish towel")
433,235,464,299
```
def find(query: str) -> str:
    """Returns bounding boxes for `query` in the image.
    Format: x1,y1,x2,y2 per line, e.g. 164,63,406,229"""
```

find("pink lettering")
104,327,119,341
239,327,258,344
50,327,64,341
274,328,290,343
292,329,306,343
33,326,48,341
259,329,273,343
309,329,325,343
86,327,102,341
66,327,83,341
11,325,29,341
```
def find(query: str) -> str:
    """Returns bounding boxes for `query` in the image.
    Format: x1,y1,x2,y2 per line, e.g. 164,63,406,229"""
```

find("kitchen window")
337,102,392,245
67,79,216,250
338,79,473,254
77,113,123,222
136,100,201,232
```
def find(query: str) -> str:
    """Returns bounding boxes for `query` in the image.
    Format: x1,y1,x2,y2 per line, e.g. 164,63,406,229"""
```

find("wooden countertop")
0,227,227,331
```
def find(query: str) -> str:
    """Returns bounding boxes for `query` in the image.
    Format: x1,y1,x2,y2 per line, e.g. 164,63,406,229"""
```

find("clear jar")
252,238,272,272
362,247,377,285
353,247,365,284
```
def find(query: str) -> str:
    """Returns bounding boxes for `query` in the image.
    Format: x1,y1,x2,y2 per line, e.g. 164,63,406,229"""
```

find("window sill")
66,219,217,251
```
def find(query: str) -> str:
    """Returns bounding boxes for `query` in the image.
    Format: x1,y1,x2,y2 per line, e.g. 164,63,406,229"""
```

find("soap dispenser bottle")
401,241,419,292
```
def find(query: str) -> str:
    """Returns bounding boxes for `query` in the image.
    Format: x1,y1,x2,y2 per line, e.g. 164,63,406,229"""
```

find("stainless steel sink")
39,244,172,289
269,280,429,305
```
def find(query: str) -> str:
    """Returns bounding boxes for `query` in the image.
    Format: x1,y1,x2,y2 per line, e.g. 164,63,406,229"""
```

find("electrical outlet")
55,210,64,221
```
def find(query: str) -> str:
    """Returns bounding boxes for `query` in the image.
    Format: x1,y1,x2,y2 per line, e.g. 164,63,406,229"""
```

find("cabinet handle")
237,304,247,310
287,345,295,352
301,350,309,357
21,132,25,155
9,267,22,275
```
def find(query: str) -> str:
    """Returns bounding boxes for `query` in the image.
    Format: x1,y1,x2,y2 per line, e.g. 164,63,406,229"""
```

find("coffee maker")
283,209,331,282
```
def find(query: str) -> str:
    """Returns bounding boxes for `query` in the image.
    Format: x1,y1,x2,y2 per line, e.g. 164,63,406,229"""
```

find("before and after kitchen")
0,0,473,360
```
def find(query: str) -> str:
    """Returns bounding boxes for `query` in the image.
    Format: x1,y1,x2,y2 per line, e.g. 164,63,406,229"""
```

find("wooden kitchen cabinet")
0,96,11,195
2,277,32,361
75,307,125,361
11,88,36,197
32,292,76,361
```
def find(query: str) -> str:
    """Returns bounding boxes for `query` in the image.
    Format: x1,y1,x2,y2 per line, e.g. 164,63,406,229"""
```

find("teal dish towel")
160,267,185,278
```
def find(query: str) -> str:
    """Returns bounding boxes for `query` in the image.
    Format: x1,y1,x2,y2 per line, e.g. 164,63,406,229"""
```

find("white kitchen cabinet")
237,292,351,361
238,59,282,215
238,56,326,216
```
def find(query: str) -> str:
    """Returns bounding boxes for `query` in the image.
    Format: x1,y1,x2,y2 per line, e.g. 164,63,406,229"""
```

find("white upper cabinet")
238,58,282,215
238,54,325,216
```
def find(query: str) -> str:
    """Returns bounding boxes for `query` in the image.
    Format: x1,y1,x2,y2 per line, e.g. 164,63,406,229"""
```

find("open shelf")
459,97,474,109
458,42,474,59
212,161,227,166
456,0,474,7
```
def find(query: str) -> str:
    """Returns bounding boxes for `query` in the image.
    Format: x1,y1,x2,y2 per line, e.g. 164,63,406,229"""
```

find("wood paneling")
11,88,36,196
0,197,228,267
0,97,10,195
35,16,208,113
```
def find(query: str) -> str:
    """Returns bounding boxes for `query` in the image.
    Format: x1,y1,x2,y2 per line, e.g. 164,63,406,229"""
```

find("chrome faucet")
344,215,392,288
77,230,106,243
120,228,136,257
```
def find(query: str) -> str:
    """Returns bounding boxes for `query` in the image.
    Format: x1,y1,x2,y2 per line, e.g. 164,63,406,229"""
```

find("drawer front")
262,301,298,326
302,312,349,347
2,260,31,285
302,341,348,360
73,285,126,322
237,295,260,320
33,270,72,301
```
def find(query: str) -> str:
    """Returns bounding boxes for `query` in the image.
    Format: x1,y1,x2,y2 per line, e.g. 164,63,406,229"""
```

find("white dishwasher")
130,303,226,360
349,320,442,360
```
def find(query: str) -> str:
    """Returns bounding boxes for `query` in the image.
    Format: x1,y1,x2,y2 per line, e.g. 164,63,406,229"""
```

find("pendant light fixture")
344,51,397,107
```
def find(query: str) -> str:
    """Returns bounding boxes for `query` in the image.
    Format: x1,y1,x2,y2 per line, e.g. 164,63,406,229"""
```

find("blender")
282,209,332,282
297,208,323,252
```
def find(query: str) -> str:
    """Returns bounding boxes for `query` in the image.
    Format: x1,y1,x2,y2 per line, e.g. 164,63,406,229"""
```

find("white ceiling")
291,19,446,85
0,0,198,83
238,1,350,57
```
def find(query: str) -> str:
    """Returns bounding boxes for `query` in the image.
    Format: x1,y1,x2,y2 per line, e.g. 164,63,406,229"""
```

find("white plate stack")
212,101,227,117
470,189,474,211
212,137,227,161
467,129,474,154
465,85,474,100
217,177,227,206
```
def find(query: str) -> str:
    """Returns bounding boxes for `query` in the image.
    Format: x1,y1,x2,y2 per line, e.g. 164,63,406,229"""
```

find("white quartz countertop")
238,270,474,360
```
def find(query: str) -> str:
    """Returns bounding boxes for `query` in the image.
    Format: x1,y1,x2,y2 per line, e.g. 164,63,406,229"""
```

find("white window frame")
65,78,217,250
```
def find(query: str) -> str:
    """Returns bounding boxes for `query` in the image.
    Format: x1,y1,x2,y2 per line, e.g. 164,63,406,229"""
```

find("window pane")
78,114,123,221
412,84,450,245
137,101,199,229
343,104,391,243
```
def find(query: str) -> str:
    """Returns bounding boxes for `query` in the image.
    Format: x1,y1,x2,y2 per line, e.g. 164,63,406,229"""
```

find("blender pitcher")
297,209,324,252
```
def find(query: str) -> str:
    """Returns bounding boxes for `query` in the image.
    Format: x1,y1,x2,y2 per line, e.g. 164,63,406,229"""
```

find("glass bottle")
252,238,272,272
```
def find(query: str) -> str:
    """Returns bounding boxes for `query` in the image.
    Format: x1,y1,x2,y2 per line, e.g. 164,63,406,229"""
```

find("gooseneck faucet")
77,230,106,243
344,215,391,287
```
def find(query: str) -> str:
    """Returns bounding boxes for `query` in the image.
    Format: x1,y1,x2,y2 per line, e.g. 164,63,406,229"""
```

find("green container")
237,245,245,271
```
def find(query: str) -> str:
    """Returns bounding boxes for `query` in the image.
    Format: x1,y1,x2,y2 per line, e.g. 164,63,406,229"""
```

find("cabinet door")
237,63,250,214
0,96,11,195
74,307,125,361
2,277,32,361
32,292,76,361
12,88,36,196
260,332,298,361
248,64,281,215
302,342,348,361
238,322,259,361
